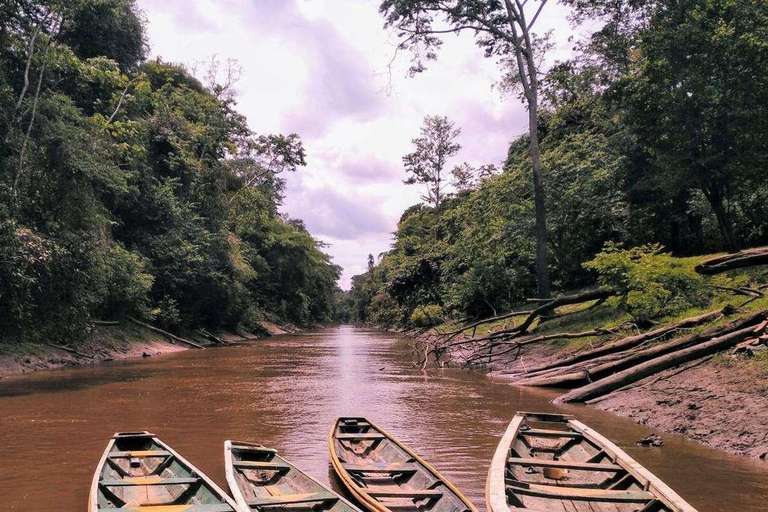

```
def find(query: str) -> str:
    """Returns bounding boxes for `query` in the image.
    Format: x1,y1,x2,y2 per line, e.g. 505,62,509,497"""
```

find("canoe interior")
93,431,235,512
226,441,359,512
331,417,476,512
504,413,676,512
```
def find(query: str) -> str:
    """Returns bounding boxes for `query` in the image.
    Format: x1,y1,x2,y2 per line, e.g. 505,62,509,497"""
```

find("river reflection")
0,326,766,511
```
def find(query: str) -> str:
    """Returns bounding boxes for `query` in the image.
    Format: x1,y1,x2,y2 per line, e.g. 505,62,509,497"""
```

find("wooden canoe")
329,417,478,512
224,440,361,512
89,431,240,512
486,412,699,512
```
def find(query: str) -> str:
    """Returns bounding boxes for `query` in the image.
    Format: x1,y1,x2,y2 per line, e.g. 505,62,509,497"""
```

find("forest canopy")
0,0,343,343
349,0,768,327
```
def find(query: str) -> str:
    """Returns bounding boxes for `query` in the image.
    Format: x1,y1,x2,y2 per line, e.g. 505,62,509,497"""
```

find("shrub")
410,304,444,327
584,243,705,325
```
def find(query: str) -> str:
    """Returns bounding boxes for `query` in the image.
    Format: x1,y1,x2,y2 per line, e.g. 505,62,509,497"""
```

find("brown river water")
0,326,767,511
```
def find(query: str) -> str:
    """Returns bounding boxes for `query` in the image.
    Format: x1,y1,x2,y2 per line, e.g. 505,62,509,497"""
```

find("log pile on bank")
417,247,768,405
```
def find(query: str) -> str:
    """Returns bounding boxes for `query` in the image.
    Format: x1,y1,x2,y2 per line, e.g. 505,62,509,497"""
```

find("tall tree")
381,0,553,297
403,115,461,208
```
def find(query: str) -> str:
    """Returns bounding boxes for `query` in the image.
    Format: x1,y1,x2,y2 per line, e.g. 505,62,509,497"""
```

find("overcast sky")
137,0,583,288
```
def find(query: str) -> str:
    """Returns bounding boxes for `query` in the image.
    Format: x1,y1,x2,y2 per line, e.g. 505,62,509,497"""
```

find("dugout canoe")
224,440,361,512
486,412,698,512
89,431,240,512
329,417,477,512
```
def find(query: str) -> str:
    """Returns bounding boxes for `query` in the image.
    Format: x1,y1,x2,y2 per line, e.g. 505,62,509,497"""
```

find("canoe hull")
224,440,361,512
486,412,699,512
89,431,239,512
329,417,477,512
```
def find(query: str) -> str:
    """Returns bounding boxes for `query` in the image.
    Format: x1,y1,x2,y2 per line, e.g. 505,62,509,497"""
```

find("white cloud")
137,0,577,288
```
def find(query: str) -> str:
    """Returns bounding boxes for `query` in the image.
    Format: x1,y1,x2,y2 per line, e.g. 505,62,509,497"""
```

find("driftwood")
128,317,205,349
523,306,733,375
695,247,768,275
520,309,763,388
555,313,768,403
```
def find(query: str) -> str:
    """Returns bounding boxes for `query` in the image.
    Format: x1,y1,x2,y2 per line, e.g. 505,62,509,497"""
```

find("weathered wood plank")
508,457,623,472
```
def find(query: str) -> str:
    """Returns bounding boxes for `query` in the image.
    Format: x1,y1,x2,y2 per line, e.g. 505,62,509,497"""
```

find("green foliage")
409,304,444,327
584,244,706,324
0,0,341,344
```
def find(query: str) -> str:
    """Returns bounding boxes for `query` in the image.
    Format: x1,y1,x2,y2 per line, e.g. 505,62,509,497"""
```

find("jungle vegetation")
350,0,768,327
0,0,343,344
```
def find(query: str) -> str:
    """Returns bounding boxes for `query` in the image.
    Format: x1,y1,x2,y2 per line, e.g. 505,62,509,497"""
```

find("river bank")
0,320,292,378
411,313,768,460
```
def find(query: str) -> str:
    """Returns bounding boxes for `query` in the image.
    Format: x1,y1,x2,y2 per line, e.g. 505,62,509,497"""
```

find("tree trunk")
705,187,738,252
528,93,550,299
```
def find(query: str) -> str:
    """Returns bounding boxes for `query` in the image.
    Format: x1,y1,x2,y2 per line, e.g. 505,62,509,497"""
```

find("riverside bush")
584,243,705,325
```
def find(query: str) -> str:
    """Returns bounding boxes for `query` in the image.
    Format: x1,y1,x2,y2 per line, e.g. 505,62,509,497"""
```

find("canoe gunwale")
89,431,240,512
328,417,478,512
485,413,699,512
224,439,361,512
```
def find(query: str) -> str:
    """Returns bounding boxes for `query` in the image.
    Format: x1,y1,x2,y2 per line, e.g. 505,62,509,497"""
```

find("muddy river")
0,326,766,511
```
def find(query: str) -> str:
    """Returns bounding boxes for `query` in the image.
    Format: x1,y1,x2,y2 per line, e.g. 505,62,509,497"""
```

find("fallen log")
710,285,764,297
555,313,768,403
128,317,205,349
522,309,766,388
200,328,229,345
695,247,768,275
90,319,120,326
524,306,734,375
46,343,94,359
512,289,615,336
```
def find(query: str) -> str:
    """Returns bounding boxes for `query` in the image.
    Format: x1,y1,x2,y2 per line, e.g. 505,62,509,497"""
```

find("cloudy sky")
137,0,583,288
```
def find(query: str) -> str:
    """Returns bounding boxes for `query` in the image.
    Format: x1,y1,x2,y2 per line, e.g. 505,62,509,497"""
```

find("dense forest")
350,0,768,327
0,0,343,344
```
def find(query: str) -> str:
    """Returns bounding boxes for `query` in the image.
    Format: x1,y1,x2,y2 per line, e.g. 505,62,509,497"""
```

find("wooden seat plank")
99,505,233,512
336,433,385,440
100,476,200,487
247,492,337,506
233,461,291,471
518,429,582,439
342,463,418,474
109,450,172,458
508,457,623,472
507,483,654,503
366,489,443,499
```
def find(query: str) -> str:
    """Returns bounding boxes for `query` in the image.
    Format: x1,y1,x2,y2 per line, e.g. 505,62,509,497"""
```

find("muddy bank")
0,320,288,378
483,340,768,459
591,358,768,458
410,322,768,459
0,324,187,378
